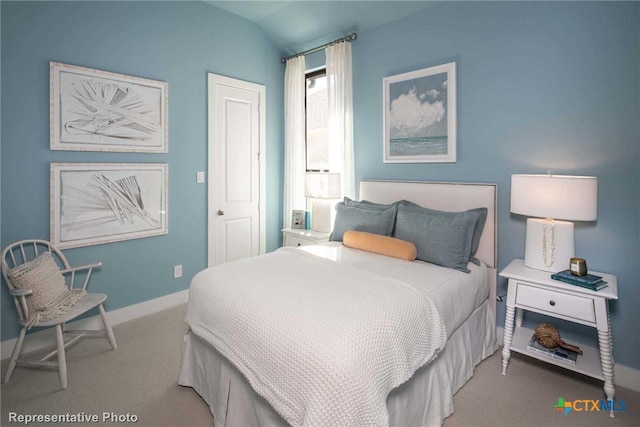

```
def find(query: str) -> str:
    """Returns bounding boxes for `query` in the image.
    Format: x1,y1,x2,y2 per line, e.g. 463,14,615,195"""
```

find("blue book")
551,272,608,291
305,211,312,230
552,269,603,285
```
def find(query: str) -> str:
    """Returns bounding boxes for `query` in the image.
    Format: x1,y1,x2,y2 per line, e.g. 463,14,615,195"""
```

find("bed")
179,180,498,427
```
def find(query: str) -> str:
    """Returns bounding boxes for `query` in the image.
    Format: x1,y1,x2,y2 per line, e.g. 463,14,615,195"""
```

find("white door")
208,74,266,266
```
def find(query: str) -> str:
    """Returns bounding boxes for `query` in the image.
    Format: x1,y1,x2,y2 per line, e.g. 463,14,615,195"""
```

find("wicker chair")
1,239,117,389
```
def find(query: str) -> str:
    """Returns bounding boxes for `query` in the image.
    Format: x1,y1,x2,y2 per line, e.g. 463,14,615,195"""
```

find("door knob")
217,210,225,216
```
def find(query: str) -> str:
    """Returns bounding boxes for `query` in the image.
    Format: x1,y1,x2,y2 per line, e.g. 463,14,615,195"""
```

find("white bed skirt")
179,299,497,427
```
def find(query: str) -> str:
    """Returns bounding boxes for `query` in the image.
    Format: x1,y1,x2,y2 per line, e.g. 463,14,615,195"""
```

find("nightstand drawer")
285,235,315,247
515,283,596,324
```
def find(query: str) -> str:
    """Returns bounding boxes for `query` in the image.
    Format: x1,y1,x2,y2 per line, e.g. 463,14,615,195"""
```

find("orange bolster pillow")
343,231,417,261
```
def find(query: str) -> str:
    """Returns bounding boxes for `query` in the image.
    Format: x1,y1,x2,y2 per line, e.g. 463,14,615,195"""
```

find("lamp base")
310,199,334,233
524,218,575,272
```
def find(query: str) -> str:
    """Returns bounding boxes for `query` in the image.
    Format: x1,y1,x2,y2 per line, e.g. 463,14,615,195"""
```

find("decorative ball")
535,323,559,348
535,323,584,355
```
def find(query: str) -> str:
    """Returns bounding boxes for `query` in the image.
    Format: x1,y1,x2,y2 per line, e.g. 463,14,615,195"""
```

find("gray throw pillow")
344,197,395,210
330,202,396,242
399,200,487,264
344,197,401,234
394,204,480,272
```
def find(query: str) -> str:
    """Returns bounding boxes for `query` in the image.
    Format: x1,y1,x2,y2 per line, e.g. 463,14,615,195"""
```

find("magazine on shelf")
527,334,578,365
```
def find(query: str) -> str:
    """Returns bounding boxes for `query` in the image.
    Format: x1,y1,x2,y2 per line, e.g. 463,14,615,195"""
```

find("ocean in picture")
390,136,448,156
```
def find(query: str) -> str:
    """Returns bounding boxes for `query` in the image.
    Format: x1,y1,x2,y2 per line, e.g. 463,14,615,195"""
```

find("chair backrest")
1,239,71,321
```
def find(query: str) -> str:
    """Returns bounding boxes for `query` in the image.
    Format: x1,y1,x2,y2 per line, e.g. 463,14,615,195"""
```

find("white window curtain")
326,41,355,200
283,55,307,229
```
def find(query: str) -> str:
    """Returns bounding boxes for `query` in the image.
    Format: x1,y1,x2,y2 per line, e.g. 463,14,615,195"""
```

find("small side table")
499,259,618,416
282,228,331,248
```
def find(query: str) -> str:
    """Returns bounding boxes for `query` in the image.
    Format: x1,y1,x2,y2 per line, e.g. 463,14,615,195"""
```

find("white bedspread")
300,242,489,336
186,247,447,427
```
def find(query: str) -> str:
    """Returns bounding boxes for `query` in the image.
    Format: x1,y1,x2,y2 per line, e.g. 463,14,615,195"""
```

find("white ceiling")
206,1,439,55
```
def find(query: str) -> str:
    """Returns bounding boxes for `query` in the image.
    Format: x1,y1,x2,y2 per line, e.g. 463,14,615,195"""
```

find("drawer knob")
549,300,556,306
297,243,301,246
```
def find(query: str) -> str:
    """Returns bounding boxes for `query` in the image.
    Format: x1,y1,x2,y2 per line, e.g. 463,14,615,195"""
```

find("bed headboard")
359,180,498,316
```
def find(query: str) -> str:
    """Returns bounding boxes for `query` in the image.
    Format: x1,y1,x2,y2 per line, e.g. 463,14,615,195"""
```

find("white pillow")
8,252,70,316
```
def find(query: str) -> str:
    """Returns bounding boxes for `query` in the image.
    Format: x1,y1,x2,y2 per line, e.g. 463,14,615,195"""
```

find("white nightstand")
499,259,618,416
282,228,331,247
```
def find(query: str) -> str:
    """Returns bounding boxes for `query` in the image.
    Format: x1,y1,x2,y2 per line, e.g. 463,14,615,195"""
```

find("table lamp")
510,173,598,272
305,172,341,232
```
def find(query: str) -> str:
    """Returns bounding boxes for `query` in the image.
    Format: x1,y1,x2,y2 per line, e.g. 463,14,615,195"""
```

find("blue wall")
353,1,639,369
2,1,639,373
1,1,284,341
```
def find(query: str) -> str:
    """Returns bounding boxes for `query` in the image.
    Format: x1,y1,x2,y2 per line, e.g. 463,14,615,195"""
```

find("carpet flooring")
2,303,638,426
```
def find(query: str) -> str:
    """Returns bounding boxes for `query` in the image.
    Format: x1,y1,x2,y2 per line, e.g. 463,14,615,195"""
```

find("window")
305,69,329,172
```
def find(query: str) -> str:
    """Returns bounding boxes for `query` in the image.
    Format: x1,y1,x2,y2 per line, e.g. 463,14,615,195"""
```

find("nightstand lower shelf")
510,327,604,381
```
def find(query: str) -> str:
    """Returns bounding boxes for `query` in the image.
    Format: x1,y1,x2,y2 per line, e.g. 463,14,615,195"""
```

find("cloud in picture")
385,65,455,160
390,87,446,139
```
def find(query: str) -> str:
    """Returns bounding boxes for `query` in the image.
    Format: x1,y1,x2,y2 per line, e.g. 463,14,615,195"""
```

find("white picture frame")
291,210,306,230
383,62,456,163
51,163,168,249
50,62,168,153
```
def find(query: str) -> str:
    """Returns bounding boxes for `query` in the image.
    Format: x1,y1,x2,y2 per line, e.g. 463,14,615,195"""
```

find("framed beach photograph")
383,62,456,163
50,62,168,153
51,163,168,249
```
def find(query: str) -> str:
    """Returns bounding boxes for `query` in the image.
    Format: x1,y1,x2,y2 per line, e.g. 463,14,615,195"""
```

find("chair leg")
56,325,68,390
99,304,117,350
4,326,27,384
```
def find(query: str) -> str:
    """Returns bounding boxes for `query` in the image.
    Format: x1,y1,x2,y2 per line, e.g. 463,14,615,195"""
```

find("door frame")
207,73,266,267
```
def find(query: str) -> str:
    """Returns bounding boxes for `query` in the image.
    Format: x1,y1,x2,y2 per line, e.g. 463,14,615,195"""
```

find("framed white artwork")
383,62,456,163
50,62,168,153
50,163,168,249
291,210,306,229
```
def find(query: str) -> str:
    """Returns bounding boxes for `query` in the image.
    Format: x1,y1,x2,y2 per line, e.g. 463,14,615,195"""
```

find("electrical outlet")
173,265,183,279
196,171,205,183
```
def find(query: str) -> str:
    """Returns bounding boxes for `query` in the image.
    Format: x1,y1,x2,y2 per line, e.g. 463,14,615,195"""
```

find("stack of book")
527,334,579,365
551,269,608,291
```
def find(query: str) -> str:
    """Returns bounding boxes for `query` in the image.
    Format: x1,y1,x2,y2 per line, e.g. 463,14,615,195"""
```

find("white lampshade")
510,174,598,272
305,173,341,199
510,174,598,221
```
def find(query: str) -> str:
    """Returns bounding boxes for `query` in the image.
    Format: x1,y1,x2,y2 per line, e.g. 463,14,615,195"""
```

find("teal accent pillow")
330,201,396,242
394,204,480,272
399,201,487,265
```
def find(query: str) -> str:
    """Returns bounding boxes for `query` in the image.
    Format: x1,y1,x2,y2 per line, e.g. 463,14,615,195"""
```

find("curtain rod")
281,33,357,63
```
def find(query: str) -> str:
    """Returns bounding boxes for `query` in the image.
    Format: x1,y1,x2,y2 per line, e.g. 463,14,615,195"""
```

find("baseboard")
496,326,640,393
1,290,189,360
